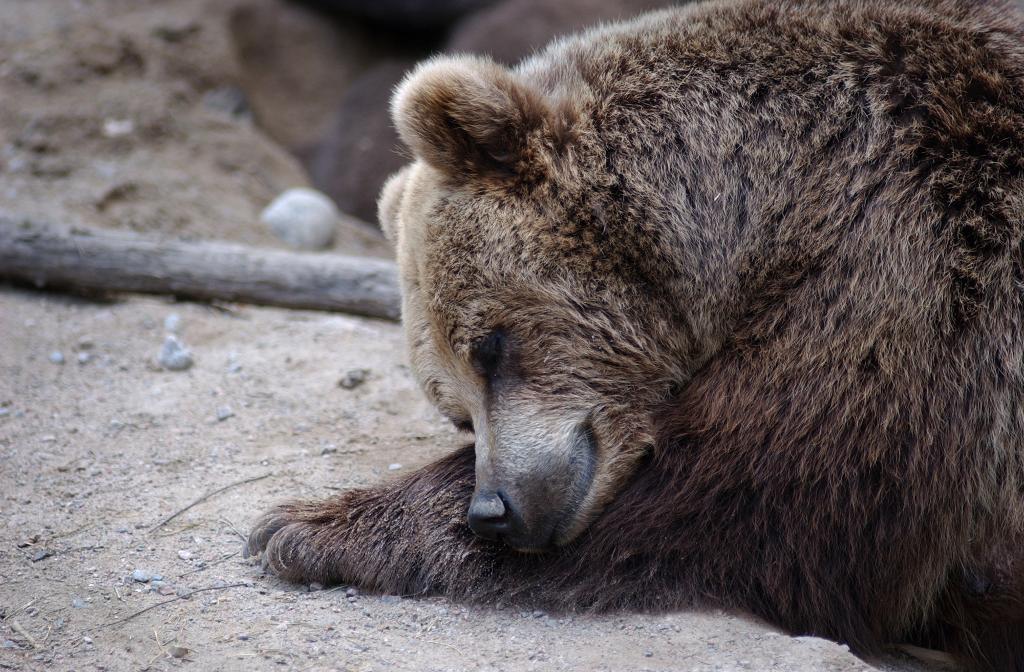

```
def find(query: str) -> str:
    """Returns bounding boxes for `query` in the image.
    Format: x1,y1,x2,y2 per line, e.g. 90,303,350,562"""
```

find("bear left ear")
391,55,575,183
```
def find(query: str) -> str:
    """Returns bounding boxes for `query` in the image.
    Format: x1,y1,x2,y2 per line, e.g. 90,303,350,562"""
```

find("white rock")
158,335,193,371
260,188,338,250
102,118,134,138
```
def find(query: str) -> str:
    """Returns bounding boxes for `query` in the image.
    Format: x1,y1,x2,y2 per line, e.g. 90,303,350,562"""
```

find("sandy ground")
0,1,949,671
0,290,931,672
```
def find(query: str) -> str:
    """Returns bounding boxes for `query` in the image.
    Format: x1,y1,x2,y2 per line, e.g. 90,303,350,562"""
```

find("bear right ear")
391,55,574,184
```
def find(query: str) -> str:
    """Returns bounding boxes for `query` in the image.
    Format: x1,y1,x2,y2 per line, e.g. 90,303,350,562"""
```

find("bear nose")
467,491,510,540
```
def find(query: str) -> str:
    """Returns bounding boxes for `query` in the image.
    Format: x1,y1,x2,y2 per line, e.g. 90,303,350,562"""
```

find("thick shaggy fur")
248,1,1024,669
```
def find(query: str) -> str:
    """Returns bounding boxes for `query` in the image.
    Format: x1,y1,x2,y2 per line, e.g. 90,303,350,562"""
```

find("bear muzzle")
467,417,598,551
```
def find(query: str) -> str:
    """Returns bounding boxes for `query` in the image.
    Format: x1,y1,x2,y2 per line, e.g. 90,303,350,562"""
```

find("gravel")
338,368,369,389
158,335,194,371
48,351,65,364
131,569,151,583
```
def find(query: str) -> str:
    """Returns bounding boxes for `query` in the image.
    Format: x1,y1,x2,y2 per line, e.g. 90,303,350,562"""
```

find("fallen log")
0,218,402,320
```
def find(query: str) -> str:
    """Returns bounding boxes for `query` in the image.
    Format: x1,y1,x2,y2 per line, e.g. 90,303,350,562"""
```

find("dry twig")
149,473,271,533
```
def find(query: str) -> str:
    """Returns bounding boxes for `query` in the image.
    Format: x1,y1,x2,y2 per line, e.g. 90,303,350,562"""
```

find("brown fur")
248,1,1024,669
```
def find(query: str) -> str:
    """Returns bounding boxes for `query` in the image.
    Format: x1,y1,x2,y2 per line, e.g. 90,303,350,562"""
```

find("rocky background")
0,1,953,670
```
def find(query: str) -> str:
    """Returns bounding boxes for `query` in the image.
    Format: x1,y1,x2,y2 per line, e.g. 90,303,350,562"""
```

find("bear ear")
391,55,574,183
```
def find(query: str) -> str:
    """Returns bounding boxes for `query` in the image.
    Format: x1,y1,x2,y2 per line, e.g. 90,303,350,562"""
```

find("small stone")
31,549,52,562
168,646,189,659
260,188,339,251
337,368,369,390
177,549,193,561
131,569,151,583
203,86,250,118
77,352,92,365
308,582,323,592
49,351,65,364
157,585,176,596
158,335,193,371
151,574,164,582
82,636,93,645
164,313,182,334
320,444,338,456
215,406,234,422
176,587,191,598
387,463,402,471
532,610,546,618
2,640,17,649
345,587,358,597
237,633,250,641
644,651,653,658
72,597,87,609
102,118,134,138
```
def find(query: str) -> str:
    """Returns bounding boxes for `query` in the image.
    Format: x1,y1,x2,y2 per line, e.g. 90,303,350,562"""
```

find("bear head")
378,54,704,552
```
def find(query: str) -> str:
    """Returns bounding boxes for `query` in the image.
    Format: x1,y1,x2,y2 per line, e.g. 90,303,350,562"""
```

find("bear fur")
248,1,1024,668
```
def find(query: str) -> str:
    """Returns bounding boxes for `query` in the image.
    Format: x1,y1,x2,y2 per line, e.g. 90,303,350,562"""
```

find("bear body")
248,1,1024,668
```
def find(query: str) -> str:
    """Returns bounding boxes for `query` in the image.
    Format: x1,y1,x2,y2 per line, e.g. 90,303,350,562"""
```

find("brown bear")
246,0,1024,669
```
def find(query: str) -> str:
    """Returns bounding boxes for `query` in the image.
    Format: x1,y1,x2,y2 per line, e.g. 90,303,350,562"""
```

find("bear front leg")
245,444,521,596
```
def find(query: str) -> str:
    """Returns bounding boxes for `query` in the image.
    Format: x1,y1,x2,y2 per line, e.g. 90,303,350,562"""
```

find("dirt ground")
0,1,947,671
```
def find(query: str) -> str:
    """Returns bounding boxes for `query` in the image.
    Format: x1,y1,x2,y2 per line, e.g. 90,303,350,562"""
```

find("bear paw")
244,501,347,584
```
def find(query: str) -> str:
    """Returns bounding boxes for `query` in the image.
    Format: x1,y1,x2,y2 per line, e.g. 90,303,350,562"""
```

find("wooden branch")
0,218,401,320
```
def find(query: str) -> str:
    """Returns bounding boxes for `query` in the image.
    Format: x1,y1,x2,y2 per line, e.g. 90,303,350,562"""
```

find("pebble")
345,587,358,597
131,569,151,583
168,646,189,659
77,352,92,365
164,313,182,334
337,368,369,390
260,188,338,251
102,118,134,138
1,640,17,649
31,549,52,562
532,610,546,618
387,463,402,471
203,86,250,118
49,351,65,364
308,582,324,592
177,549,193,561
72,597,87,609
158,335,193,371
215,406,234,422
82,636,93,646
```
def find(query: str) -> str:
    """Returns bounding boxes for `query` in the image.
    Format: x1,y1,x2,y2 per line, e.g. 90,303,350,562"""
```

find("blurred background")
0,0,679,256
